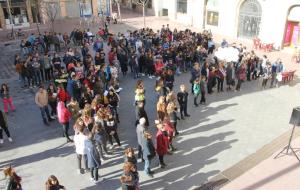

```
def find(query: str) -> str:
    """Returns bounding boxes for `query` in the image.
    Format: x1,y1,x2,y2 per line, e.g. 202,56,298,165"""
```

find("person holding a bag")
0,110,13,144
142,131,156,177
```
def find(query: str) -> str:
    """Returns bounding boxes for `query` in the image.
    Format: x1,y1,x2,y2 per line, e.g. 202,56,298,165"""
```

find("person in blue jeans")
142,131,156,177
35,85,54,125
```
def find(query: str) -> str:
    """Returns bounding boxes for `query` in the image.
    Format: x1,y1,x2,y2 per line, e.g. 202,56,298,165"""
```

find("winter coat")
237,66,246,81
142,137,156,160
57,89,70,102
85,139,101,168
156,130,169,156
66,79,75,98
135,107,149,127
94,130,107,145
0,110,7,128
57,106,71,124
136,124,145,146
124,156,137,167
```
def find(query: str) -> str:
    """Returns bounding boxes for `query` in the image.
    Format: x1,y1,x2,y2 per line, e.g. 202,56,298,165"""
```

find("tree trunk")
117,2,122,22
109,0,113,16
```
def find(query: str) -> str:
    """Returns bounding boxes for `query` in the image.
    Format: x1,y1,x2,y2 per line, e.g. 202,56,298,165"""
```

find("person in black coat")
0,110,12,144
135,102,149,127
164,69,175,92
177,84,190,119
142,131,156,177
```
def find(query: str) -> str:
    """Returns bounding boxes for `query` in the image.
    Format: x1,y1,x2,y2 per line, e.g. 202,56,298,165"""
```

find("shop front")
0,0,30,29
283,6,300,47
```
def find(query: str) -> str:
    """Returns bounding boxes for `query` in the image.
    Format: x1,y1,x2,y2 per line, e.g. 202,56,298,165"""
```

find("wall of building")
153,0,300,49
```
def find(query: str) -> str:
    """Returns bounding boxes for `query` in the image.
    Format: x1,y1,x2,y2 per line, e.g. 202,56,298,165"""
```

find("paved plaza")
0,14,300,190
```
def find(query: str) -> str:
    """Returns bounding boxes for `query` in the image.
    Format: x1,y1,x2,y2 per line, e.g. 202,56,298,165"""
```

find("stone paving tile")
198,128,300,190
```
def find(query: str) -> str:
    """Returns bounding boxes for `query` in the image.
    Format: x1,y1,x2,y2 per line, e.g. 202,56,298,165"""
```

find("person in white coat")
74,124,88,174
136,118,147,162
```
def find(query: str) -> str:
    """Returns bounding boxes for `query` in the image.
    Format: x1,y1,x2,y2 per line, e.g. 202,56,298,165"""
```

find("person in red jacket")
156,123,169,168
163,117,176,152
57,101,73,142
57,86,70,104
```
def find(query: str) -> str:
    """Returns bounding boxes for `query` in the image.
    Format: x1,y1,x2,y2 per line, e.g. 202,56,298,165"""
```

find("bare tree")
134,0,148,28
44,2,58,32
115,0,122,22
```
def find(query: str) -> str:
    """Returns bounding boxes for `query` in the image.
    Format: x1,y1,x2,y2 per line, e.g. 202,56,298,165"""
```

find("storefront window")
1,1,29,26
177,0,187,14
79,0,92,17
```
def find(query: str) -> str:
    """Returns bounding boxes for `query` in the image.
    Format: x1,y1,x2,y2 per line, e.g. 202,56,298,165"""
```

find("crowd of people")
2,21,289,189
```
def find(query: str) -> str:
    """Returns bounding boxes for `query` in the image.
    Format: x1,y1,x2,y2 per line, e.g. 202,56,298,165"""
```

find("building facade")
153,0,300,49
0,0,112,29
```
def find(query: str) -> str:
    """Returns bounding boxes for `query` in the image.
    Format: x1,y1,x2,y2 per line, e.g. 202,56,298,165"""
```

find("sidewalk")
221,136,300,190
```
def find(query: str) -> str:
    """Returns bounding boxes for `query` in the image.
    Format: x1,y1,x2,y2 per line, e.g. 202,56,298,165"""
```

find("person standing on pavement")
92,122,109,161
85,132,102,182
3,166,22,190
136,118,147,161
57,101,73,143
190,62,201,94
124,148,138,169
167,102,180,135
0,83,16,114
142,131,156,177
135,101,149,127
120,162,139,190
0,110,13,144
45,175,66,190
74,124,88,174
177,84,190,119
35,85,54,125
235,63,246,91
105,113,122,149
200,75,206,105
47,83,57,118
156,123,169,169
156,96,167,122
193,78,201,107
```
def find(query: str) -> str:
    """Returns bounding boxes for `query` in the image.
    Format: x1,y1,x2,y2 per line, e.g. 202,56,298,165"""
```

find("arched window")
238,0,262,38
